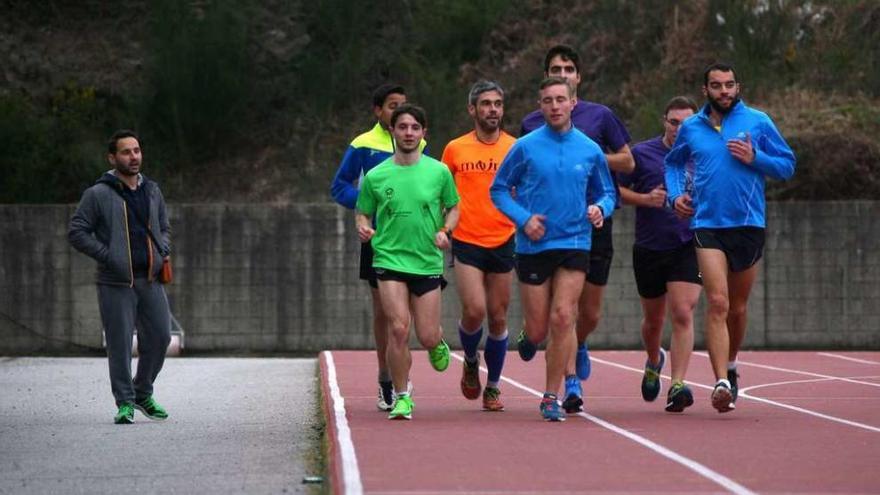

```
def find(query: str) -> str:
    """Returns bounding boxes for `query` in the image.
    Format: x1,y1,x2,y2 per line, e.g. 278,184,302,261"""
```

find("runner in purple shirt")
520,44,634,413
618,96,702,413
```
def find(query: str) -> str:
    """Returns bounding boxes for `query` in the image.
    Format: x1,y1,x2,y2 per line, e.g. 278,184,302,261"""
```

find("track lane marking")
324,351,364,495
452,353,757,495
593,355,880,434
693,351,880,388
818,352,880,366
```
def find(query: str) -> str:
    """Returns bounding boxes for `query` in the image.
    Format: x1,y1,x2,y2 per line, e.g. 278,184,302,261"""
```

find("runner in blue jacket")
490,77,615,421
665,62,795,413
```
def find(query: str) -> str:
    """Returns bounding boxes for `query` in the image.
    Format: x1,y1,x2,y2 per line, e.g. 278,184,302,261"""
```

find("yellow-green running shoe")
428,339,450,372
388,394,414,420
114,402,135,424
134,395,168,421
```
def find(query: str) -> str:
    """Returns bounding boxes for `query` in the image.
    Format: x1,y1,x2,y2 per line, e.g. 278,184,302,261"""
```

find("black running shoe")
727,367,739,402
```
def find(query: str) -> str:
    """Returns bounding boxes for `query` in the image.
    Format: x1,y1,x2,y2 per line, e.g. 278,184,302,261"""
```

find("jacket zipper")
122,201,134,287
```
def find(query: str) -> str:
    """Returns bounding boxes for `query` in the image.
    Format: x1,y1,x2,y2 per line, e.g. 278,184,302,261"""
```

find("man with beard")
356,104,459,420
618,96,702,413
492,78,616,421
69,130,172,424
520,44,634,414
331,84,424,411
441,80,516,411
665,63,795,413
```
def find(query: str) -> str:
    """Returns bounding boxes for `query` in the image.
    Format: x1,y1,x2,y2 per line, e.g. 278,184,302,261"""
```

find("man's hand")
357,225,375,243
587,205,604,228
673,194,695,219
727,132,755,164
645,184,667,208
434,230,451,249
524,214,546,241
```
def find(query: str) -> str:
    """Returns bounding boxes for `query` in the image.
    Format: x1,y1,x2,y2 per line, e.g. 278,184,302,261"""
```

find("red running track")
319,350,880,494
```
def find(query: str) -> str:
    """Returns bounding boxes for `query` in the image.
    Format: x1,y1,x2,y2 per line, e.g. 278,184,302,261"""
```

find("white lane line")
818,352,880,366
594,356,880,434
323,351,364,495
451,353,757,495
693,351,880,388
742,376,880,396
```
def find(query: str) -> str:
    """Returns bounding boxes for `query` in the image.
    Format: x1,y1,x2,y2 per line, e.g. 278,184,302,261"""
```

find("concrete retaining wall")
1,202,877,354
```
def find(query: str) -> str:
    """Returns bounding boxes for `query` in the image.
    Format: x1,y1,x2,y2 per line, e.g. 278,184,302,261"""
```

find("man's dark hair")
543,44,580,74
108,129,139,154
372,83,406,108
390,103,427,128
538,76,574,97
703,62,738,86
664,96,699,115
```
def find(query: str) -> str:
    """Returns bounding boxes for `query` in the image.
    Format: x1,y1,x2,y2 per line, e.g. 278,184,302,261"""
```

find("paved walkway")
0,357,321,494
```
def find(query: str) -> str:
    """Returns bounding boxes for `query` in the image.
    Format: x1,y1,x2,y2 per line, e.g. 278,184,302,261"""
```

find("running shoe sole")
517,330,537,362
711,385,736,413
562,394,583,413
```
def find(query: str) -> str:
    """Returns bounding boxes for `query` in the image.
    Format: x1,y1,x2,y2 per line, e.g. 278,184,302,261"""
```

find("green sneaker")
428,339,450,372
114,402,135,424
134,396,169,421
388,394,414,420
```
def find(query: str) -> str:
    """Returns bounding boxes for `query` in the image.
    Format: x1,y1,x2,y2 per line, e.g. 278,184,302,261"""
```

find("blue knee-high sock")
458,322,483,361
484,330,508,386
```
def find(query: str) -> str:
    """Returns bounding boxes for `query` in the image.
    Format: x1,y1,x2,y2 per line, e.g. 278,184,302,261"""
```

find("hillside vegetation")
1,0,877,203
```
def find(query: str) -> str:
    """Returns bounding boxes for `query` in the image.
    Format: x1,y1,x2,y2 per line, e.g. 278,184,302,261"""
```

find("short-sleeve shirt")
356,155,460,275
441,131,516,248
619,136,693,250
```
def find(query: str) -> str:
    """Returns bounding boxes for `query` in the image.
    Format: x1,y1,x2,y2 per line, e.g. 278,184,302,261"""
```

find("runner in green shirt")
355,104,460,420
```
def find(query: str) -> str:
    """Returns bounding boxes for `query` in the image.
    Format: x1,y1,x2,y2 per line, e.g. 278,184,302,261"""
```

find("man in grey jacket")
69,129,172,424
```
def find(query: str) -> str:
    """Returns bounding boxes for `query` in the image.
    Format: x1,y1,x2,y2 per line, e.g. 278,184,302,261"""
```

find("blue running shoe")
539,395,566,422
640,348,666,402
576,343,591,380
665,382,694,413
516,330,537,362
562,375,583,413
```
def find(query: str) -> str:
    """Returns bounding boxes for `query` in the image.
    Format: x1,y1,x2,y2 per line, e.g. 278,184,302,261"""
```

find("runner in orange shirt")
441,80,516,411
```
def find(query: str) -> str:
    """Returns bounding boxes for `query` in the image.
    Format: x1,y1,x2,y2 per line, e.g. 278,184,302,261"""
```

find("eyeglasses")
665,118,683,127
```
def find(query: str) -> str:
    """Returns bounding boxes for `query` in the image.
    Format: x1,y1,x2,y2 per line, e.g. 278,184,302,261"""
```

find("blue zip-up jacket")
665,100,795,229
490,124,616,254
330,122,426,209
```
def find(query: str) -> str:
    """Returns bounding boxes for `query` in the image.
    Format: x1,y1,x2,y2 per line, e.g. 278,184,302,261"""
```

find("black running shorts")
693,227,765,272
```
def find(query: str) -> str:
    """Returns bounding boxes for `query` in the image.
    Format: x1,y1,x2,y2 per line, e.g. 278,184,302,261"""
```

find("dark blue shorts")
694,227,765,272
375,268,447,297
515,249,590,285
632,242,702,299
452,236,515,274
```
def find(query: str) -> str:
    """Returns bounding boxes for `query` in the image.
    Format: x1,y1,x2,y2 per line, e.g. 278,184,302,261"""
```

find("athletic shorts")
632,242,702,299
515,249,590,285
359,242,378,289
375,268,447,297
452,236,515,274
587,217,614,286
694,227,765,272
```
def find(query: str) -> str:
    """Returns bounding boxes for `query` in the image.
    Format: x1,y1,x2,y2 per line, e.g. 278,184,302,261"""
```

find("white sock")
727,361,738,371
716,378,731,388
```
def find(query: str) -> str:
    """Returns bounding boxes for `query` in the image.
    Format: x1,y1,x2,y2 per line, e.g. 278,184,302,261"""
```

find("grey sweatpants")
98,278,171,406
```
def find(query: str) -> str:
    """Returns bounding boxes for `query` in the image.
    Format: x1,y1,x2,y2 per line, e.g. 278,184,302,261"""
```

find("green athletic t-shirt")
356,155,460,275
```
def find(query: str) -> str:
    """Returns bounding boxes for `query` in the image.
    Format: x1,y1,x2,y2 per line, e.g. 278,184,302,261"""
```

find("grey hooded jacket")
69,172,171,286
